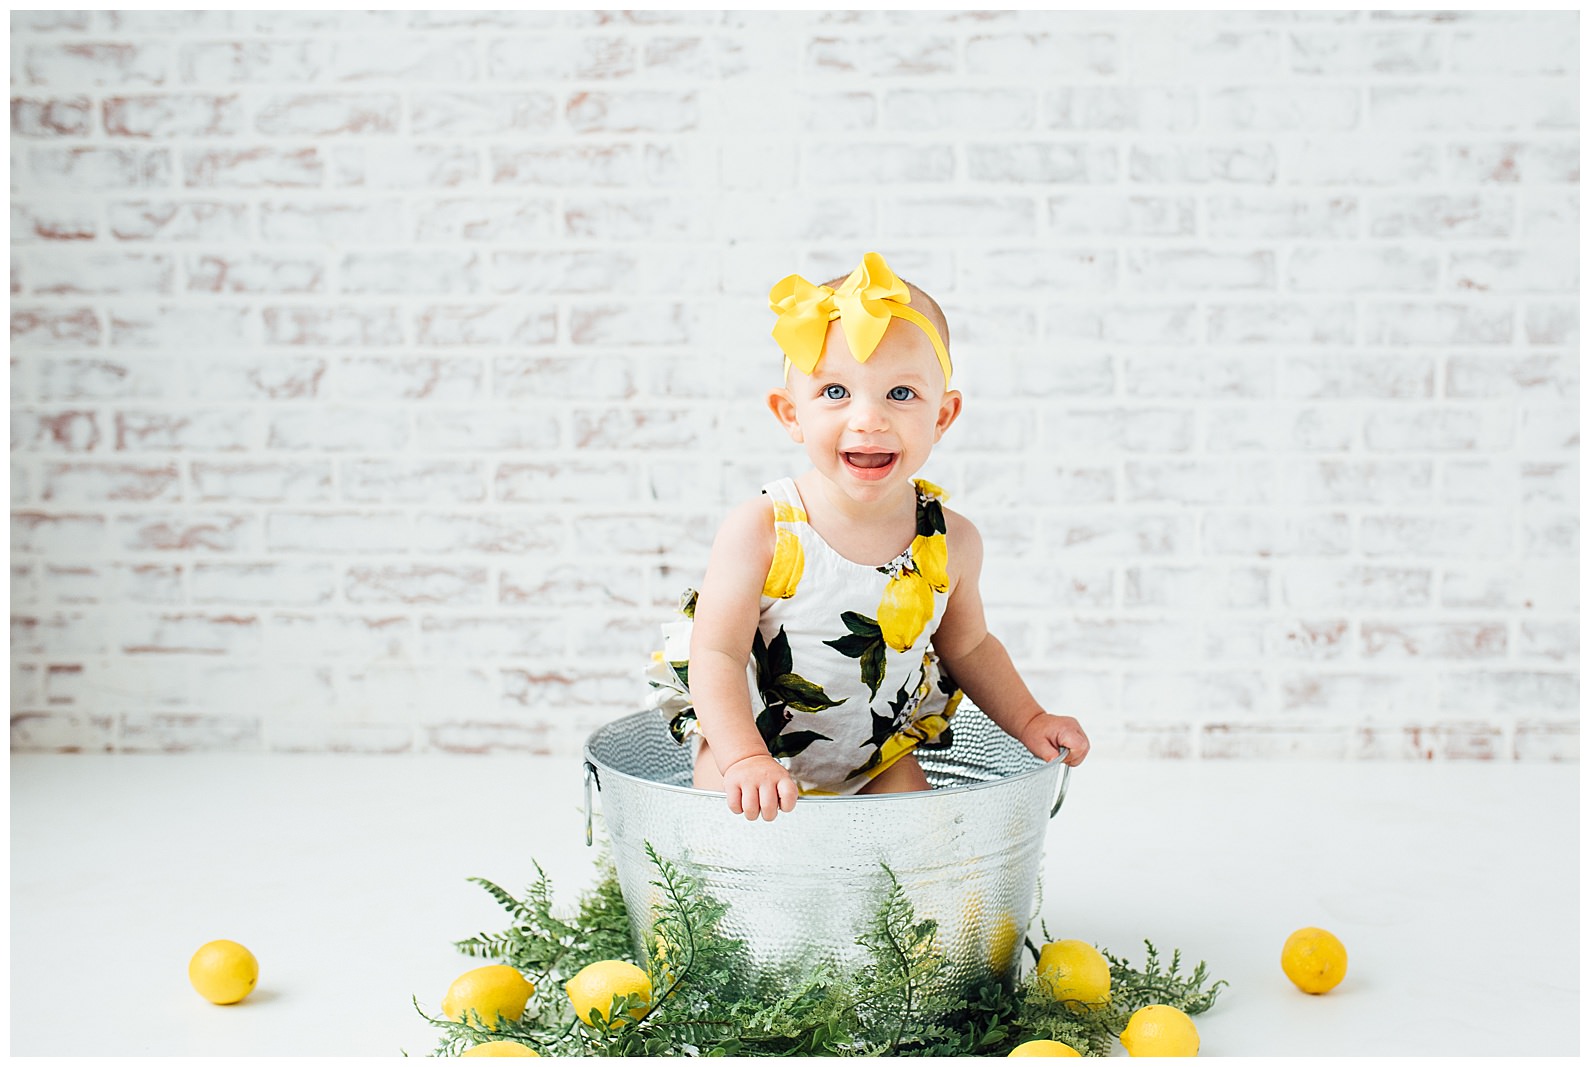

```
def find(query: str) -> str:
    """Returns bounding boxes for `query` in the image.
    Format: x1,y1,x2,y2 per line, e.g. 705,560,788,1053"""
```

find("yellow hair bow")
768,252,952,383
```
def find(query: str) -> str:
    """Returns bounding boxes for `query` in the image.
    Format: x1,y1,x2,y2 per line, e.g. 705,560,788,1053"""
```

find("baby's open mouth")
843,452,897,477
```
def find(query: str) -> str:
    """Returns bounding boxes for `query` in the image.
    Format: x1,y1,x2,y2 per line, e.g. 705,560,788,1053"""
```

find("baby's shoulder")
712,491,778,547
939,503,980,542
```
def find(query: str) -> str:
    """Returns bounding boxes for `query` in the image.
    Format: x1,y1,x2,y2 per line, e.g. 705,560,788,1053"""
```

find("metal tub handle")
1051,747,1071,819
583,760,600,846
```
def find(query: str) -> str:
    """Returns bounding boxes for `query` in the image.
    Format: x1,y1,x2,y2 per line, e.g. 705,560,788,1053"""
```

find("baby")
648,252,1089,821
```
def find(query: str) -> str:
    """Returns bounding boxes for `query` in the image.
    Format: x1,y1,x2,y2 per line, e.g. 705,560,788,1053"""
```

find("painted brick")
1360,513,1510,558
801,143,954,185
11,307,102,349
1207,617,1350,661
966,142,1118,184
1124,566,1269,610
264,409,407,452
411,91,556,137
1282,354,1434,398
263,307,403,347
188,252,325,294
494,461,636,504
1364,408,1514,452
11,95,94,136
1281,459,1433,507
1131,29,1281,79
178,40,324,83
1207,194,1358,239
13,410,104,453
493,356,635,401
265,612,411,660
1363,301,1513,346
1450,249,1578,294
13,202,98,242
193,460,333,503
1202,724,1348,760
117,410,258,452
422,721,554,756
885,89,1035,131
1205,86,1359,130
119,712,262,756
1516,407,1578,453
417,197,555,243
189,358,328,402
569,303,693,347
344,564,489,606
1450,140,1582,185
415,411,560,453
260,199,405,242
1283,565,1433,610
416,304,556,347
1048,194,1195,236
25,250,175,296
798,91,876,131
117,611,263,656
808,34,955,77
1287,247,1438,293
1362,621,1509,660
1049,514,1198,557
110,306,250,350
23,42,170,87
183,147,323,188
332,144,480,189
1126,249,1275,292
1512,721,1579,762
13,513,108,555
43,462,181,504
413,513,564,555
1288,29,1442,74
1440,671,1578,715
1126,460,1276,505
1371,84,1577,131
499,561,647,610
11,711,117,753
192,562,337,605
1129,142,1276,184
253,92,399,136
1280,136,1440,185
104,93,244,138
44,563,184,605
117,513,259,553
1203,512,1352,557
324,37,476,82
1206,300,1355,345
417,616,565,660
265,512,407,554
341,459,485,504
1524,302,1578,347
491,145,638,187
1519,189,1581,259
562,196,711,241
1449,22,1577,76
109,200,249,242
966,32,1118,77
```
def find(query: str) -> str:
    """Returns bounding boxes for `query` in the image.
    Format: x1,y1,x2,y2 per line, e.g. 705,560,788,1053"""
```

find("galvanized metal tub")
582,707,1070,997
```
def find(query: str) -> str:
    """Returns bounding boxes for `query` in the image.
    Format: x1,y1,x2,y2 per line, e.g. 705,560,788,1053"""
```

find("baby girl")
648,252,1089,821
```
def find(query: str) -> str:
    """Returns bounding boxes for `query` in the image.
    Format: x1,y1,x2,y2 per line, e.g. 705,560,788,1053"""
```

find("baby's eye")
822,384,849,400
887,386,916,401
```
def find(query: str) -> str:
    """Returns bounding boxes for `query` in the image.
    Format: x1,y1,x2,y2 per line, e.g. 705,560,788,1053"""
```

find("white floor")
9,752,1581,1057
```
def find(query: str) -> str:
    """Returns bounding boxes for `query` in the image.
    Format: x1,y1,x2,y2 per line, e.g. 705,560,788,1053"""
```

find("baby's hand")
720,753,798,822
1018,713,1090,767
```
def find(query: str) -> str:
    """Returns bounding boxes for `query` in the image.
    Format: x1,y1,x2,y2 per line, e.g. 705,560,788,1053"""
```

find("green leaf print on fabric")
845,680,916,783
752,625,839,759
823,611,889,699
916,493,947,538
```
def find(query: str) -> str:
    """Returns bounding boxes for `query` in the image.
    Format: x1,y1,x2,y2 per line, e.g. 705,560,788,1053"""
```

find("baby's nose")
847,396,888,431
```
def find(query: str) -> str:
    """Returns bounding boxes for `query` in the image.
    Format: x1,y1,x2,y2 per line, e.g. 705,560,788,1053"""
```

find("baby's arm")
930,512,1090,767
688,495,799,820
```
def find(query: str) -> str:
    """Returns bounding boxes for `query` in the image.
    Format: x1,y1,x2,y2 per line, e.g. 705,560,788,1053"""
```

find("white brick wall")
10,9,1578,760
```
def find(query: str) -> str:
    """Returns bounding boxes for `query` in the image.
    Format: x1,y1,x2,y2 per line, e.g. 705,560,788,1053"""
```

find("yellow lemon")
1009,1038,1082,1056
1281,926,1348,994
914,477,947,500
911,533,949,592
188,939,259,1005
877,568,934,651
461,1040,540,1057
772,502,807,524
988,914,1020,973
442,965,536,1030
1120,1004,1199,1057
565,960,651,1027
1036,939,1111,1011
762,526,804,598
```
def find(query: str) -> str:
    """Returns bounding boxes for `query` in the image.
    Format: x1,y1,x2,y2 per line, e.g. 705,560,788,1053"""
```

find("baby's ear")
766,387,803,442
934,388,963,440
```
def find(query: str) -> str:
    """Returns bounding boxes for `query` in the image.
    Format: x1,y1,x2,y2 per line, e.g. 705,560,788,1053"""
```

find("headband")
768,252,952,384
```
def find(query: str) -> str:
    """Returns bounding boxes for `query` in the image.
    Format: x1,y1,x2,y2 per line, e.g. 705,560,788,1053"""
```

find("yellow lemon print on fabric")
914,477,947,501
910,533,948,592
772,502,807,524
763,527,804,598
878,568,934,651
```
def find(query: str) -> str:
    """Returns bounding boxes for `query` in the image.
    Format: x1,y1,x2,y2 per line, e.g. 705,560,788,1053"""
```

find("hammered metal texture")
583,707,1063,1000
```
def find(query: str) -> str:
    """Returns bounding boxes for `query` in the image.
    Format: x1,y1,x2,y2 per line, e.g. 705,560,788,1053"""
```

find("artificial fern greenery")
419,841,1227,1057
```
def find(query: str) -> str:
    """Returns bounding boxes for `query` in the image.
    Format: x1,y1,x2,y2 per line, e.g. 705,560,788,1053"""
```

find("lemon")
910,532,949,592
565,959,651,1027
1120,1004,1199,1057
877,568,934,651
1036,939,1111,1011
1009,1038,1082,1056
762,526,804,598
442,965,536,1030
1281,926,1348,994
188,939,259,1005
461,1040,539,1057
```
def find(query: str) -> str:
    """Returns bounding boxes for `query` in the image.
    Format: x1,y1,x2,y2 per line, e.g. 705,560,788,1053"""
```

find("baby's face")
768,317,961,503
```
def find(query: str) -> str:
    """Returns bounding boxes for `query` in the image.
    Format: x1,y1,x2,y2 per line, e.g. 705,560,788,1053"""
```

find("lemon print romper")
647,477,963,796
